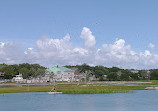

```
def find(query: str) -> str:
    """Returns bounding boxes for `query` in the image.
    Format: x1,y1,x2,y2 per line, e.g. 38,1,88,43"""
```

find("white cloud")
148,43,155,49
0,42,5,48
1,27,158,69
80,27,96,49
63,34,70,41
95,39,139,68
24,35,73,66
0,41,24,64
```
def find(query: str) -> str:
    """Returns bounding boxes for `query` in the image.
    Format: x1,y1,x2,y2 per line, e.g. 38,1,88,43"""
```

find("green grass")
58,85,146,94
0,84,147,94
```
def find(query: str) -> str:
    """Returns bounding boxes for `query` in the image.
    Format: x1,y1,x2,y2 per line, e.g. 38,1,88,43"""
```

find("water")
0,90,158,111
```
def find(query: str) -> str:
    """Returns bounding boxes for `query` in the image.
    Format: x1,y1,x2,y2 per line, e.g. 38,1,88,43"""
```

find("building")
0,72,4,77
140,70,151,80
46,65,75,81
0,72,4,80
12,74,24,83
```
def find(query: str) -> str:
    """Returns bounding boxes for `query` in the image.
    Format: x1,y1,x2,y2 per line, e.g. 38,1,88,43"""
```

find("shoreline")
0,81,150,94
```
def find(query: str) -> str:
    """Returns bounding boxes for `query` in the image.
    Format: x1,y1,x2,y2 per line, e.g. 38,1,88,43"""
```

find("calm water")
0,90,158,111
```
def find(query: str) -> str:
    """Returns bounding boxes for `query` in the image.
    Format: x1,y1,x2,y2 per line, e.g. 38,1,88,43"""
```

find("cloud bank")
0,27,158,69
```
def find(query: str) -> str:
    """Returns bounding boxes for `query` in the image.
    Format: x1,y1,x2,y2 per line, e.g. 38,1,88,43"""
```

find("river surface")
0,90,158,111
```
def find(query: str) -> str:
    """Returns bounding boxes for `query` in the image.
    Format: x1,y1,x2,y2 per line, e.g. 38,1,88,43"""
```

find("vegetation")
0,63,46,79
1,63,158,81
57,85,145,94
150,69,158,80
66,64,146,81
0,84,146,94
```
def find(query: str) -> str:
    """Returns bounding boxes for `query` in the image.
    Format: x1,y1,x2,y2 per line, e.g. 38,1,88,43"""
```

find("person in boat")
50,86,56,92
53,86,56,92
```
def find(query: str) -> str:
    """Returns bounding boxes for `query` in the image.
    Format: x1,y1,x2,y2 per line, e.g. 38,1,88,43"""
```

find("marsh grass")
57,85,146,94
0,84,146,94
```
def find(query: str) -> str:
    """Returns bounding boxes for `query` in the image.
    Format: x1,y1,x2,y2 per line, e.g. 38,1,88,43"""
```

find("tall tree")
107,72,118,81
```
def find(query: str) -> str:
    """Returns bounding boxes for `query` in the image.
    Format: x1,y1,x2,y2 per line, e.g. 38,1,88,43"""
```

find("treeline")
65,63,158,81
1,63,158,81
0,63,46,79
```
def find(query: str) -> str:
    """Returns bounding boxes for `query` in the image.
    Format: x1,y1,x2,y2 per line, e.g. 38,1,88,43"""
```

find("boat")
47,92,63,94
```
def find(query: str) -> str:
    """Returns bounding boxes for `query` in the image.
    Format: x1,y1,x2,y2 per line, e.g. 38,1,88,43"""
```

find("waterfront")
0,90,158,111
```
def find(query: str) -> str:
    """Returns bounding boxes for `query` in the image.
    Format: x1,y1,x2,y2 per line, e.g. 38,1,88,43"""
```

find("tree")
130,73,139,80
78,63,92,73
93,66,109,80
109,67,121,73
107,72,118,81
19,67,30,79
0,65,15,79
120,73,130,81
11,64,19,75
33,68,45,77
150,69,158,80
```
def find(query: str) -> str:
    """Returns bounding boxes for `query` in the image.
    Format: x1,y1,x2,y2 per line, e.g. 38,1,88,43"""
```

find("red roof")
0,73,4,76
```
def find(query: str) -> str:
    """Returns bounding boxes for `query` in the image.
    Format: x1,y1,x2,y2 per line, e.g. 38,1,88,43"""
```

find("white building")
46,65,75,81
12,74,24,83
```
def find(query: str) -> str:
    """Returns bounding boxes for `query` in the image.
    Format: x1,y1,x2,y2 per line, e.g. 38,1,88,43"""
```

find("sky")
0,0,158,69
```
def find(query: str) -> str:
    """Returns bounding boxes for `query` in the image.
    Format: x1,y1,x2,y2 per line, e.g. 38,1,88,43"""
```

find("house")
140,70,151,80
46,65,75,81
0,72,4,77
12,74,24,83
0,72,4,79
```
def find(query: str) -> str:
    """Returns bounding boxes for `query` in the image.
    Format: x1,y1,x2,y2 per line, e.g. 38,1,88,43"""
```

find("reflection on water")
0,90,158,111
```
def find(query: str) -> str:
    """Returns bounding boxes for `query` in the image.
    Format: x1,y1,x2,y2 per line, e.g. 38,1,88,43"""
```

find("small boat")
48,92,63,94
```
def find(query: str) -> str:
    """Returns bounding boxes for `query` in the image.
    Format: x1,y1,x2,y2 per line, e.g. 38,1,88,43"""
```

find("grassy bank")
0,84,146,94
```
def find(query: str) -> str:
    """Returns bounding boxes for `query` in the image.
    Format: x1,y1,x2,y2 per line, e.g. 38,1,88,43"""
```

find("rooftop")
46,66,73,75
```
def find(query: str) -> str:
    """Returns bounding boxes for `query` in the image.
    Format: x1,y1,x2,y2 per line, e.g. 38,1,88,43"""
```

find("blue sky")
1,0,158,50
0,0,158,68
